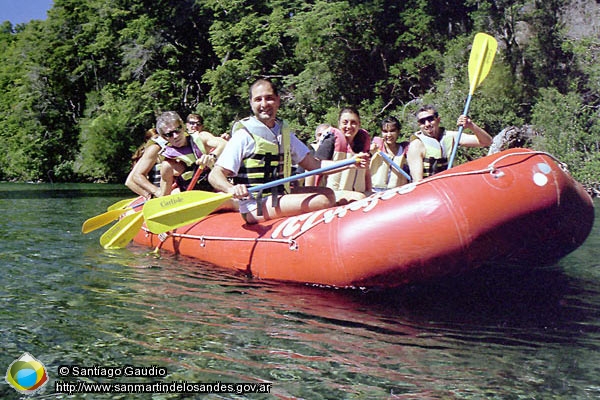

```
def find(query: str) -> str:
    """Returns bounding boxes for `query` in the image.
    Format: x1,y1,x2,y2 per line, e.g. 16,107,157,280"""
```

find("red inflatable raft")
131,148,594,289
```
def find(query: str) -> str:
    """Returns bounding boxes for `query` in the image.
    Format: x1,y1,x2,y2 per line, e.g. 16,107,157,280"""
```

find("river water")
1,183,598,399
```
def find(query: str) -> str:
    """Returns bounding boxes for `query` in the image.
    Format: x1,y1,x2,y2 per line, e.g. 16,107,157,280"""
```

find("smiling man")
208,78,350,224
407,104,493,182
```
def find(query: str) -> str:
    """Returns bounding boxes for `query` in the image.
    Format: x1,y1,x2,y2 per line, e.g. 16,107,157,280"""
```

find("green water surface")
1,183,598,399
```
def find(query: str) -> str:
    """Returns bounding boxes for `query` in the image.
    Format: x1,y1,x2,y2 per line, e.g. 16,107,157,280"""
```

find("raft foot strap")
271,186,281,209
256,190,264,216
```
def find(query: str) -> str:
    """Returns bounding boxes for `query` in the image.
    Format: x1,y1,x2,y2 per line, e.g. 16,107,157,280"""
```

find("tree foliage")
0,0,598,190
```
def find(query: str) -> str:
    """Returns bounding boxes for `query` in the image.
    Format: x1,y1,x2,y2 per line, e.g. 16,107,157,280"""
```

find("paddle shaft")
143,157,360,234
447,33,495,169
248,157,358,194
107,197,138,211
378,151,412,181
447,94,473,170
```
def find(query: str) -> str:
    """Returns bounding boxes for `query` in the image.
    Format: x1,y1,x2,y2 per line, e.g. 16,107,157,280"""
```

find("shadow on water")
362,265,595,333
138,244,600,351
261,264,595,343
111,249,599,398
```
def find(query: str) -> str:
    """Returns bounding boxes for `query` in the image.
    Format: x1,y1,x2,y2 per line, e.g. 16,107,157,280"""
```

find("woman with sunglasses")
156,111,227,197
407,104,492,182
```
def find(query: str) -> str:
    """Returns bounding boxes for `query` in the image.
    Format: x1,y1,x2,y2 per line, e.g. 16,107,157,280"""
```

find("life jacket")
325,128,371,193
161,132,208,190
410,129,455,177
369,137,410,190
147,164,161,186
146,136,168,186
231,117,292,194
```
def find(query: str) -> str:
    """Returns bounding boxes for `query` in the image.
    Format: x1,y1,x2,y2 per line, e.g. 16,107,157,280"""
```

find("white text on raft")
270,184,416,239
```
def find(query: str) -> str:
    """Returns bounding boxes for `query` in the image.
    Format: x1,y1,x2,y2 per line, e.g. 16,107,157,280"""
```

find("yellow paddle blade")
82,208,130,234
143,191,233,234
468,32,498,94
99,212,145,249
107,197,138,211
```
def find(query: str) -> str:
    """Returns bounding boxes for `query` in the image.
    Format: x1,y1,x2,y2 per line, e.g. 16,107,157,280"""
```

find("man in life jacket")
407,105,493,182
156,111,227,197
208,78,367,224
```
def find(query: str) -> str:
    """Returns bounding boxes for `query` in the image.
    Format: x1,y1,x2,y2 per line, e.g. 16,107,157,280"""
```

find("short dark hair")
381,116,401,130
186,113,203,124
338,107,360,121
416,105,439,118
249,78,279,99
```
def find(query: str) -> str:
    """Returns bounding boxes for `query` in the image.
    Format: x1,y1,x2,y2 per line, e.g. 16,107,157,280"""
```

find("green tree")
0,0,597,189
531,88,600,186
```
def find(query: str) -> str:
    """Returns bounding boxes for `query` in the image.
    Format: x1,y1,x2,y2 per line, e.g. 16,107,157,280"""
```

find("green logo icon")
5,352,49,395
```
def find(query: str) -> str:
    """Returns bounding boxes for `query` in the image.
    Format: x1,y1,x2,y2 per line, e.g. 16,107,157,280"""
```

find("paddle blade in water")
467,33,497,94
143,191,233,234
82,208,130,234
99,212,144,249
107,197,138,211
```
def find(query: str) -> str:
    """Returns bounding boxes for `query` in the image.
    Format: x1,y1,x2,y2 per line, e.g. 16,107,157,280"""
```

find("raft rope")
411,150,567,186
143,228,299,250
144,150,563,250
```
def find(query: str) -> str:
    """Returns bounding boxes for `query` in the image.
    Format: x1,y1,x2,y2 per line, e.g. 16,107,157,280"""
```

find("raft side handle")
488,166,505,179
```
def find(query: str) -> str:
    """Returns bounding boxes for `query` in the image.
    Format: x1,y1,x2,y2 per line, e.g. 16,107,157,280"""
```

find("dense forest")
0,0,598,194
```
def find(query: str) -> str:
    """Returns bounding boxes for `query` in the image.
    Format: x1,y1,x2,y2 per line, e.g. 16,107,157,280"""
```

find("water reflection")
80,243,600,398
1,186,598,399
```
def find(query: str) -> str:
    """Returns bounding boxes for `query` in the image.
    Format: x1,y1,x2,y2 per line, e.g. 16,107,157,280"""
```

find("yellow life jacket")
231,117,292,192
410,129,454,177
161,132,208,185
326,128,371,193
369,137,409,189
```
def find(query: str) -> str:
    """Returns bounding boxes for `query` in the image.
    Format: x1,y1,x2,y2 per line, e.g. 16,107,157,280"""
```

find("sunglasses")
417,115,437,125
162,126,182,138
